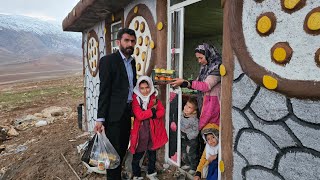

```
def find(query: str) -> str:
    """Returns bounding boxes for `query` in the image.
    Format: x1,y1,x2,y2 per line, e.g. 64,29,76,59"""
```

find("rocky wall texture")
232,58,320,180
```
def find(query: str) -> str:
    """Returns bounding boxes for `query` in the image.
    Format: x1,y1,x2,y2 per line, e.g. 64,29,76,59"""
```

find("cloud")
0,0,79,22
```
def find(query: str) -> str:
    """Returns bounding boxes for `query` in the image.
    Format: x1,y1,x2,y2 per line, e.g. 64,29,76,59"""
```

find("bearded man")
95,28,137,180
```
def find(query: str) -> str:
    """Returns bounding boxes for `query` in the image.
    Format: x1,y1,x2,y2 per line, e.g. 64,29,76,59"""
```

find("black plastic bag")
81,134,97,165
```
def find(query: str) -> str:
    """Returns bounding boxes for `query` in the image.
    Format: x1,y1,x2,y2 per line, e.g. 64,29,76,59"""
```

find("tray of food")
152,68,176,85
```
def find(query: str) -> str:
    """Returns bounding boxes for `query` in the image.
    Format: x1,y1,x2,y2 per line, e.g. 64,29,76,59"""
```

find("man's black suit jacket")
97,51,137,125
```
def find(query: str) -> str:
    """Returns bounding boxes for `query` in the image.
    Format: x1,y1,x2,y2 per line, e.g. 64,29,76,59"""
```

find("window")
111,21,122,53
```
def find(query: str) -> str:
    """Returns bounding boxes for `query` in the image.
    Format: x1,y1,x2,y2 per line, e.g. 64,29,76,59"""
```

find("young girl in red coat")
129,76,168,180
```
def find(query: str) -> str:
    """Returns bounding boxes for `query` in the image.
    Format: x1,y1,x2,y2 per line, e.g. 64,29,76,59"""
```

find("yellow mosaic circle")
150,40,155,49
219,64,226,76
284,0,301,10
263,75,278,90
134,21,139,30
141,51,146,62
138,36,143,46
136,63,141,71
257,16,272,34
219,160,225,173
140,22,145,33
145,36,150,46
134,6,138,14
273,47,287,62
307,12,320,31
135,47,140,56
157,22,163,31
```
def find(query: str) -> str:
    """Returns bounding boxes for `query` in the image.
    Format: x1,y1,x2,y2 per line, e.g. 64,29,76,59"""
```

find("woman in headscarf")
170,43,222,130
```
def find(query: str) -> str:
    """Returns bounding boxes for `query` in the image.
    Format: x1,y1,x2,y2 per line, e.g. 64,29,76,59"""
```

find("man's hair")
117,28,136,40
187,97,198,111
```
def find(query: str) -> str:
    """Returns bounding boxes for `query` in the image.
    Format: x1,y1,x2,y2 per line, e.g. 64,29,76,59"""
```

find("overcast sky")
0,0,79,22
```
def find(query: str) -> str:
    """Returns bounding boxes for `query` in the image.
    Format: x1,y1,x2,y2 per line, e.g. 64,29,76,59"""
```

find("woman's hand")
169,78,185,87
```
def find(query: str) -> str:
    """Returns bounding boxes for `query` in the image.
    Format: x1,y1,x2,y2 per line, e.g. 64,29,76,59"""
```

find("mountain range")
0,14,82,65
0,14,83,84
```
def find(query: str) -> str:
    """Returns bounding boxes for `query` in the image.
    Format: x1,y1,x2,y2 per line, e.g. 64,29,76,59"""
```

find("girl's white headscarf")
133,76,157,110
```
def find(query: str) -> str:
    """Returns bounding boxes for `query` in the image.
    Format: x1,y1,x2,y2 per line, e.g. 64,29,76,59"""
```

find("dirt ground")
0,75,179,180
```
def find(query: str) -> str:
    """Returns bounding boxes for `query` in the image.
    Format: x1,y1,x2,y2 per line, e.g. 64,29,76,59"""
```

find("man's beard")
120,46,134,56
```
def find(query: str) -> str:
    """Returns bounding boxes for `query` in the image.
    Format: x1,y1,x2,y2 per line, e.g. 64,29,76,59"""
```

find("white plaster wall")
124,0,157,25
242,0,320,81
83,20,106,132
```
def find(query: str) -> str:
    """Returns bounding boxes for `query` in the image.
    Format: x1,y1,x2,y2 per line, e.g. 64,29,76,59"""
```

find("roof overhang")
62,0,132,32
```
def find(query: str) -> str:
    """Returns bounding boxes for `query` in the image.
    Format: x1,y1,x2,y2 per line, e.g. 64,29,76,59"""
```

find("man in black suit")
94,28,137,180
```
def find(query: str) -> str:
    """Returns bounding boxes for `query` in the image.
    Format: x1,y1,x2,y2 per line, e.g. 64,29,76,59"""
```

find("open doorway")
166,0,223,173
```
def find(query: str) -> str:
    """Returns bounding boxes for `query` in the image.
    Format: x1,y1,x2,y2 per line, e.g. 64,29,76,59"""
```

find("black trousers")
105,104,131,180
132,150,156,177
181,137,199,170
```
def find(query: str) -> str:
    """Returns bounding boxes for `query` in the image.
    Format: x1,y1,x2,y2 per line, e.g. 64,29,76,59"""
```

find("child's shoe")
188,169,196,175
132,176,144,180
146,172,159,180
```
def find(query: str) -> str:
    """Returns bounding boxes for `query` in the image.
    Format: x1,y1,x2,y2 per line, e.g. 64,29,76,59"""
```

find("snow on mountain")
0,14,82,65
0,14,79,38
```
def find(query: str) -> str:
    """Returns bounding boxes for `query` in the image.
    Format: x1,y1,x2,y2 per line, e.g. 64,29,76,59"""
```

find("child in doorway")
194,123,219,180
180,97,199,175
129,76,168,180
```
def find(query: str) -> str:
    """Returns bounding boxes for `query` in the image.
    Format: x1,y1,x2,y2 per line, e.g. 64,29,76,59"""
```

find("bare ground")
0,75,178,180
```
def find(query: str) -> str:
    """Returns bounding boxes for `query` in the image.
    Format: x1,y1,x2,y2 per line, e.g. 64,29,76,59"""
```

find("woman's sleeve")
196,148,208,178
191,75,220,92
132,98,153,121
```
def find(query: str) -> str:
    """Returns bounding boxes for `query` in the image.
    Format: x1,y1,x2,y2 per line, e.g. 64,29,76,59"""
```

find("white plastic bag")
202,164,208,178
89,132,120,170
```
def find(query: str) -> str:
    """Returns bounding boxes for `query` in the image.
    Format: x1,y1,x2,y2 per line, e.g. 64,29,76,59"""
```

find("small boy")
180,97,199,175
194,123,219,180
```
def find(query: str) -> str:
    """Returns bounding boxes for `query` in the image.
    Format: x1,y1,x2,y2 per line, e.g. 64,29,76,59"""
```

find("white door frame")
169,0,202,11
165,6,185,167
166,1,222,179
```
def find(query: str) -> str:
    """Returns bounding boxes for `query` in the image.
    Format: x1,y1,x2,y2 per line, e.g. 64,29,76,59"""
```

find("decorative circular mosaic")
87,30,99,77
256,12,276,36
280,0,306,13
129,16,153,76
271,42,293,65
304,7,320,35
230,0,320,98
